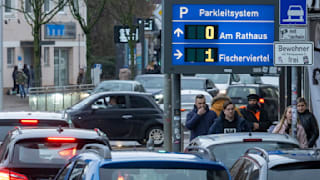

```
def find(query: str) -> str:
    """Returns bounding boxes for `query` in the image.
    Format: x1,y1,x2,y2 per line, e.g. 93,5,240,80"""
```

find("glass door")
54,48,69,86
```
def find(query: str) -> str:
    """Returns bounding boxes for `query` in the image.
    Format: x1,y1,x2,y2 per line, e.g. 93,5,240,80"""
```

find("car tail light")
180,109,186,112
47,137,76,142
19,119,39,125
243,138,262,142
0,168,28,180
58,147,77,158
117,176,124,180
259,98,265,104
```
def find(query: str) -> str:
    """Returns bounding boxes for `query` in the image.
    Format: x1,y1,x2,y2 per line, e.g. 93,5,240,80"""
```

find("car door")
94,95,131,139
126,95,162,140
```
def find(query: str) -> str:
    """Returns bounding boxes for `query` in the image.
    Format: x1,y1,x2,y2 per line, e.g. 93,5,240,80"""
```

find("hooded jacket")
210,95,242,116
186,105,217,141
298,109,319,147
208,111,249,134
272,120,308,148
240,105,271,132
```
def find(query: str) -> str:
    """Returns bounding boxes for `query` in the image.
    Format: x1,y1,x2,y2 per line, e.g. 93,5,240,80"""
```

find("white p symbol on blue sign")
180,7,188,19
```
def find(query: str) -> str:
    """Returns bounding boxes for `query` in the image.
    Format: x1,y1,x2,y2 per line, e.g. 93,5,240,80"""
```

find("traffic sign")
279,26,307,41
114,26,139,43
274,42,314,66
163,0,279,74
280,0,307,25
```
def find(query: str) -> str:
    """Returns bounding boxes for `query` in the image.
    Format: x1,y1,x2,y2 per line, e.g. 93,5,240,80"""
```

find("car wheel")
147,126,164,147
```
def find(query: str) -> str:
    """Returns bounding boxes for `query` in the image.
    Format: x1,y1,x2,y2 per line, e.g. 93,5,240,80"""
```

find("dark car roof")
227,83,277,88
90,91,153,98
9,127,108,141
0,112,67,121
98,80,142,85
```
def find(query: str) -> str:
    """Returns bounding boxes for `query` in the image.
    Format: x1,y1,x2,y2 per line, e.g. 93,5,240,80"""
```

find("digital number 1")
205,48,214,62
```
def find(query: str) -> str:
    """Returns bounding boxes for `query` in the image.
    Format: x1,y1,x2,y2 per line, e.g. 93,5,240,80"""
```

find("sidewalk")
2,94,31,111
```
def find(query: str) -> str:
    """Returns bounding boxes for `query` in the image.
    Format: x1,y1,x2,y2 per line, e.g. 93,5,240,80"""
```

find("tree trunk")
33,25,41,87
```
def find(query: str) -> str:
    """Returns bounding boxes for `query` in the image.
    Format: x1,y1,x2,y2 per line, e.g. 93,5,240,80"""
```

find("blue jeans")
19,84,26,98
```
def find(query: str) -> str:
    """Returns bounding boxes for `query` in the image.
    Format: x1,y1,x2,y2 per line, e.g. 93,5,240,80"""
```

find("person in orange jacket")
210,93,242,117
240,94,271,132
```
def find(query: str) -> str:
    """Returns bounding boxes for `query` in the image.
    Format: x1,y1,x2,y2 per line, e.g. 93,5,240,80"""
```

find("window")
44,47,50,66
44,0,50,12
25,0,31,13
57,162,74,180
129,96,153,108
5,0,12,13
69,161,86,180
7,48,14,65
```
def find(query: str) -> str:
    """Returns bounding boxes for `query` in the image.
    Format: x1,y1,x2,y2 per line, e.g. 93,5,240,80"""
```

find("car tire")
146,126,164,147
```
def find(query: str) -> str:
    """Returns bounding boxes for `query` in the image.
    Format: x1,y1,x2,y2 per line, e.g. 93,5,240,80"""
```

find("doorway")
54,48,69,86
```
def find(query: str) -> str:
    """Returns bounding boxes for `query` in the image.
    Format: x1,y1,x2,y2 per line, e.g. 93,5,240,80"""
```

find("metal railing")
29,84,95,112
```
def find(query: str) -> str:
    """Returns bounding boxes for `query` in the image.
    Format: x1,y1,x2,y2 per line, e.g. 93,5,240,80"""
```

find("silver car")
184,133,300,169
231,148,320,180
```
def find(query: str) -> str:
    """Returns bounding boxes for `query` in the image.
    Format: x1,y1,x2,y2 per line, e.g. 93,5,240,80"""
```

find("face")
248,99,258,105
195,98,206,109
223,104,235,120
286,107,292,124
297,102,306,113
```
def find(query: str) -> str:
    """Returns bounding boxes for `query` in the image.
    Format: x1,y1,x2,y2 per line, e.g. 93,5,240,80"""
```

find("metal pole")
172,73,181,152
164,73,172,151
78,34,80,70
138,20,145,74
0,0,3,111
291,67,298,138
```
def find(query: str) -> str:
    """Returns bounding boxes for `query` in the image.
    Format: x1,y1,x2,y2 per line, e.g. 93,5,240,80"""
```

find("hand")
197,107,206,115
253,122,259,130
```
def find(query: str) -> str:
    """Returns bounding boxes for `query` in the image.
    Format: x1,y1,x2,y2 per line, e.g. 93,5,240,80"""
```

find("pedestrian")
12,66,19,94
77,68,85,85
23,64,30,95
186,94,217,141
208,100,249,134
210,93,242,116
240,94,271,132
272,105,308,148
297,97,319,147
16,69,27,99
119,65,131,80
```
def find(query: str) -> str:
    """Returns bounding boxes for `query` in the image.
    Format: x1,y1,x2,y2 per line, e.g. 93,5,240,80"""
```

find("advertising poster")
309,21,320,146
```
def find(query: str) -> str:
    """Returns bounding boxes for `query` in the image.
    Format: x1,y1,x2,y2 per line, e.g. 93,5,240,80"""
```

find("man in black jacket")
240,94,271,132
186,94,217,141
297,97,319,147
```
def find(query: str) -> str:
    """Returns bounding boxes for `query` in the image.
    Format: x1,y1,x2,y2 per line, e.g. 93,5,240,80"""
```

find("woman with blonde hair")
272,105,308,148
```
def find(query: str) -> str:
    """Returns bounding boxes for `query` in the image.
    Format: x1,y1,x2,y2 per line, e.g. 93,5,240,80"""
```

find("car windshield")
100,168,229,180
135,77,164,89
13,141,79,165
208,142,299,169
93,82,133,93
227,87,257,99
268,162,320,180
196,74,229,84
181,94,212,104
181,79,205,90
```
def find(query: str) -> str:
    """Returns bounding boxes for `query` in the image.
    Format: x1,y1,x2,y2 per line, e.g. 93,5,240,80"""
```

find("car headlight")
155,94,164,100
220,89,227,94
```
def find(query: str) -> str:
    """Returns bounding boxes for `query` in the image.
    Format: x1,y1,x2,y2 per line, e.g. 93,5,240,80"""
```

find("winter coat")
16,71,27,85
119,68,131,80
272,120,308,148
208,111,249,134
240,106,271,132
298,110,319,147
186,105,217,141
210,95,242,116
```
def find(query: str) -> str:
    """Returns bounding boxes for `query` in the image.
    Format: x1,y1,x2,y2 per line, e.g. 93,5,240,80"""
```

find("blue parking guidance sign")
280,0,307,25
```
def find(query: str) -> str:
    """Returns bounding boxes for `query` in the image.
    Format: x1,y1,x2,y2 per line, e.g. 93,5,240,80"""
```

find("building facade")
3,0,86,89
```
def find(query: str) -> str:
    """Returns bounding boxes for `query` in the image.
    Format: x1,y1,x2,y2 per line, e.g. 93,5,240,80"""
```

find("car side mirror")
231,74,240,83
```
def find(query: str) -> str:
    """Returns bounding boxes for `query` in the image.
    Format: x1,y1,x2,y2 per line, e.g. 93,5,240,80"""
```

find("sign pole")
164,73,172,152
291,67,298,138
171,73,181,152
